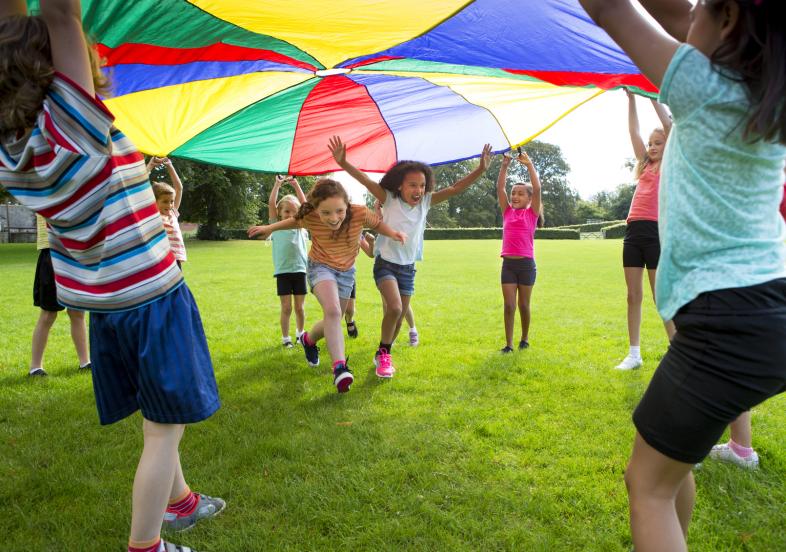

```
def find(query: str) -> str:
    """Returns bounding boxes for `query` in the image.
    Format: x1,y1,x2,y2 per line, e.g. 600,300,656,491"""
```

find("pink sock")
729,439,754,458
302,332,314,346
332,359,345,370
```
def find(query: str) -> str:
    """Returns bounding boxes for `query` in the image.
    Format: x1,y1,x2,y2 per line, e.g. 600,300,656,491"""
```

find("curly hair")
378,161,434,198
704,0,786,144
295,178,353,241
0,15,111,136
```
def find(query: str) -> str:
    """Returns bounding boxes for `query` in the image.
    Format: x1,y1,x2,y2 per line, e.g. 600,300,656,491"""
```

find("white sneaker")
614,355,643,370
708,443,759,470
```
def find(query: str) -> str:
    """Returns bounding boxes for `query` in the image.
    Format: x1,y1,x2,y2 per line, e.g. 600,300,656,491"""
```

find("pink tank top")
627,168,660,223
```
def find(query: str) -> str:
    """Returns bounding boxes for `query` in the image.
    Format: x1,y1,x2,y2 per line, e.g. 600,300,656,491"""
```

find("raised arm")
518,151,541,217
40,0,95,94
162,158,183,210
651,99,672,138
496,155,511,211
627,90,647,162
289,177,307,204
577,0,680,88
638,0,692,42
248,217,298,240
268,175,283,221
328,136,387,203
432,144,492,205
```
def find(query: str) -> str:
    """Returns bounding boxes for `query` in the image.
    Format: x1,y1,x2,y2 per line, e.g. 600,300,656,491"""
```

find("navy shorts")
89,283,220,425
500,257,536,286
623,220,660,269
276,272,307,296
373,256,416,296
633,278,786,463
33,249,64,312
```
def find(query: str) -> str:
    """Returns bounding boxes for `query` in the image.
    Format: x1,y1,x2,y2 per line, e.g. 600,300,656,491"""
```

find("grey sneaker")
162,494,226,532
161,541,199,552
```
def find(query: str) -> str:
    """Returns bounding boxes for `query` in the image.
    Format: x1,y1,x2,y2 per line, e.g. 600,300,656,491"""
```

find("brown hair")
704,0,786,144
379,161,434,198
0,15,111,135
513,183,545,228
295,178,353,241
151,181,175,200
634,128,667,179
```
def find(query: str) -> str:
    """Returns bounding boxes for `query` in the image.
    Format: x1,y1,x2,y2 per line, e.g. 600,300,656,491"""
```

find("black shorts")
500,257,536,286
623,221,660,269
633,278,786,464
275,272,307,296
33,249,64,312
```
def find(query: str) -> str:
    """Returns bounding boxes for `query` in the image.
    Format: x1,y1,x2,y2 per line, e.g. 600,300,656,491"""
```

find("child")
615,90,676,370
29,214,91,376
268,175,308,348
0,3,223,551
148,157,187,267
496,150,543,353
248,178,406,392
343,231,375,339
578,1,786,549
329,135,491,377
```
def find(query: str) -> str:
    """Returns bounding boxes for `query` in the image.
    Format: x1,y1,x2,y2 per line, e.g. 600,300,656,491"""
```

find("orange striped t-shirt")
298,204,381,271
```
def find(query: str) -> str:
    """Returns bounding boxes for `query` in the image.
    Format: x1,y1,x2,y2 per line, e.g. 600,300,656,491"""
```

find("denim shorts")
373,256,416,296
307,260,356,299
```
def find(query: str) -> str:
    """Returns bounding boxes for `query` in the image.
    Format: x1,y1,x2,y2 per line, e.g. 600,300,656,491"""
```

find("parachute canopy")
32,0,655,174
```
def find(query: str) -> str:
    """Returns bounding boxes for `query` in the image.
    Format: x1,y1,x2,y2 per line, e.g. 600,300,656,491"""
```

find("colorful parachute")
34,0,655,174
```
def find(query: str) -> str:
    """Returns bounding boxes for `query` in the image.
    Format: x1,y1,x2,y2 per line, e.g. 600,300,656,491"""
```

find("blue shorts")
89,283,220,425
373,256,416,296
307,260,356,300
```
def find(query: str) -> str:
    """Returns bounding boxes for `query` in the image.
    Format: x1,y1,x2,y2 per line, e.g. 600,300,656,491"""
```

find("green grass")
1,240,785,551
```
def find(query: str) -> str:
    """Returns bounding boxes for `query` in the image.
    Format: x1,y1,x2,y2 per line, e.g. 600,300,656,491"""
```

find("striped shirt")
36,214,49,250
0,74,182,312
162,207,187,262
298,204,381,271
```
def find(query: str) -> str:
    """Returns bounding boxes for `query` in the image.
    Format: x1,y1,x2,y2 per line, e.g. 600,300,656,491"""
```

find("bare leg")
625,432,695,552
293,294,306,335
392,294,412,343
624,267,645,347
129,420,185,544
404,304,415,329
378,279,403,345
31,309,57,370
309,281,348,363
169,451,188,501
279,295,293,338
647,269,676,340
501,284,518,348
344,297,355,324
517,285,533,343
66,309,90,366
728,411,753,448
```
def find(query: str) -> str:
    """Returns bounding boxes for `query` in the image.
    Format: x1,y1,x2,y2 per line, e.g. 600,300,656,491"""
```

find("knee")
503,303,516,316
39,310,58,326
323,304,342,321
627,290,643,305
143,419,185,442
281,303,293,316
295,304,306,316
387,304,403,319
66,309,85,323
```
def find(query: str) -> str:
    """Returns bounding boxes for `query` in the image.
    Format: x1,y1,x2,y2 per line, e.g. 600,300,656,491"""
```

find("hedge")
215,227,580,241
555,220,625,232
601,222,627,239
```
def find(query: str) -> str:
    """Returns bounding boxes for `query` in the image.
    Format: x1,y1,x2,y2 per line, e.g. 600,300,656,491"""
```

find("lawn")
1,240,784,551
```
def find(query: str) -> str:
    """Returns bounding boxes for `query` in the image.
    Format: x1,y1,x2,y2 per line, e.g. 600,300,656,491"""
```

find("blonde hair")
151,181,175,200
276,194,301,217
0,15,111,135
634,127,666,179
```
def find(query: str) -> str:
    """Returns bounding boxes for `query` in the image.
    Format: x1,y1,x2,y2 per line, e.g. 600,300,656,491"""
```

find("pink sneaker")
374,350,395,378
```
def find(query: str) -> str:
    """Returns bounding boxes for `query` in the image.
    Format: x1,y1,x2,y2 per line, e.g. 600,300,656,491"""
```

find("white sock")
296,329,304,339
79,361,91,368
282,336,292,344
29,367,43,374
410,326,417,333
629,346,641,359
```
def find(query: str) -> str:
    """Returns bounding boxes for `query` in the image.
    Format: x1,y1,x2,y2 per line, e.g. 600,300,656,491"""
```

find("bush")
535,228,580,240
602,222,627,239
196,225,235,241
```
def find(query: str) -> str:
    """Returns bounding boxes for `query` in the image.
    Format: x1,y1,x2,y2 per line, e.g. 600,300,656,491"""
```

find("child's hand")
624,87,634,100
286,176,300,187
501,154,512,167
364,232,376,244
516,151,533,166
478,144,492,171
274,175,286,187
247,225,271,240
328,136,347,166
392,231,407,244
373,199,383,217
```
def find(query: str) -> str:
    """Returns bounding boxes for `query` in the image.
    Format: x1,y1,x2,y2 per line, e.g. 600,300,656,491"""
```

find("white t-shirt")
374,193,431,265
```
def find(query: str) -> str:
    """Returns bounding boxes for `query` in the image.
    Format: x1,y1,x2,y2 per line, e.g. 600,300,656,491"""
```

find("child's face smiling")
317,196,348,229
647,132,666,162
510,185,530,209
400,171,427,206
156,194,175,216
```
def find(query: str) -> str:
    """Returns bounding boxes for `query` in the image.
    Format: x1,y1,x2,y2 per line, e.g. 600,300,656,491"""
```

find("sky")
335,90,666,203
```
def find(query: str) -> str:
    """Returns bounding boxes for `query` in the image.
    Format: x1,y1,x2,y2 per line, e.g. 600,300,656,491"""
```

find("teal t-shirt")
657,44,786,321
271,225,308,275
